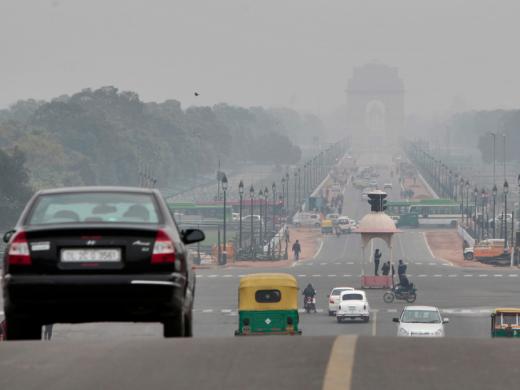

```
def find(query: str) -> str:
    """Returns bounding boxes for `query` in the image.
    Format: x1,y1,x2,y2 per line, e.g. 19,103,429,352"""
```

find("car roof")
403,305,439,311
35,186,158,196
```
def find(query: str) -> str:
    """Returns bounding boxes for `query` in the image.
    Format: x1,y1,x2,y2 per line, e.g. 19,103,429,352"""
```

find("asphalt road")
1,161,518,341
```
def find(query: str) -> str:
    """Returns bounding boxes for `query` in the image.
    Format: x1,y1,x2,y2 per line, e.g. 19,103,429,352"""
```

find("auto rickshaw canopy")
238,273,299,311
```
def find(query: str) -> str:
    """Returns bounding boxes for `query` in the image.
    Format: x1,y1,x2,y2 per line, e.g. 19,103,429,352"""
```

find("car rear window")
27,192,162,225
331,288,351,296
255,290,281,303
342,293,363,301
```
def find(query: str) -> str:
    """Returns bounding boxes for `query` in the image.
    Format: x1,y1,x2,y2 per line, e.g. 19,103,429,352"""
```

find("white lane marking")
347,262,354,265
328,275,337,277
207,275,218,278
493,274,503,277
448,274,457,277
433,274,442,277
195,274,204,278
335,262,341,265
312,274,321,277
422,232,435,259
387,309,398,313
508,274,518,277
343,274,352,277
221,309,232,313
418,274,427,277
297,274,307,277
223,274,233,278
202,309,213,313
463,274,473,277
478,274,488,277
321,262,327,265
428,262,436,266
415,262,423,265
313,238,325,259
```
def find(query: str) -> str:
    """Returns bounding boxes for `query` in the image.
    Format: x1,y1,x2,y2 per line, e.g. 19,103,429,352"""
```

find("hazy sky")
1,0,519,116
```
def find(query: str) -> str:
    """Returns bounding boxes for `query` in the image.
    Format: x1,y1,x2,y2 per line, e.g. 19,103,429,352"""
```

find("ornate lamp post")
504,180,509,250
480,188,486,240
271,182,276,237
249,185,255,252
264,186,269,237
294,170,298,214
285,173,290,217
258,189,264,251
474,187,478,239
465,180,470,227
221,174,228,265
297,167,301,207
281,176,286,219
460,177,465,225
238,180,244,251
492,184,497,238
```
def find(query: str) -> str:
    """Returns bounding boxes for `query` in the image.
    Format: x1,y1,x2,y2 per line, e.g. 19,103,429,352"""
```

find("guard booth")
355,191,400,288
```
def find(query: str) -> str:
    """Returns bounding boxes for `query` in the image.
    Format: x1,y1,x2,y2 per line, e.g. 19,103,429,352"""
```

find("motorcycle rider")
302,283,317,311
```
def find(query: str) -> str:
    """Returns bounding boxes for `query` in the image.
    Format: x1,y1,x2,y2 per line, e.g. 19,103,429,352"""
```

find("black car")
2,186,204,340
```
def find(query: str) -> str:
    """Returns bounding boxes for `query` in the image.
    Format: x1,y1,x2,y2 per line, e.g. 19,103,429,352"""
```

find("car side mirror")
443,318,450,324
3,230,15,243
181,229,205,245
392,318,399,323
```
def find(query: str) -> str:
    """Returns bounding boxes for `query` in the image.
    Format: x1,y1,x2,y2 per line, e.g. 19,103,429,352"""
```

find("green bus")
386,198,465,228
167,202,233,222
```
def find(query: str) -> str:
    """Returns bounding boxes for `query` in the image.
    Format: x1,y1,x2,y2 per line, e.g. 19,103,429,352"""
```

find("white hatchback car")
327,287,355,315
394,306,449,337
336,290,370,323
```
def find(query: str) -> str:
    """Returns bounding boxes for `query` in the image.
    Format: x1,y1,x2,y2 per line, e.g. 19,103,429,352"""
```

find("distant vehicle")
394,306,449,337
2,186,205,340
293,212,321,228
325,213,340,224
385,198,466,228
369,180,378,188
336,290,370,323
490,308,520,338
232,212,240,221
464,239,511,263
321,219,334,234
383,183,393,189
327,286,355,315
336,216,354,234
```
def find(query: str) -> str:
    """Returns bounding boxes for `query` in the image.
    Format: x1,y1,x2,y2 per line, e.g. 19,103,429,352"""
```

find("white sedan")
393,306,449,337
336,290,370,323
327,286,354,315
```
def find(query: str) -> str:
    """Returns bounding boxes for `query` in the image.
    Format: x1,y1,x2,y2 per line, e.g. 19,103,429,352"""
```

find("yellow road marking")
322,335,358,390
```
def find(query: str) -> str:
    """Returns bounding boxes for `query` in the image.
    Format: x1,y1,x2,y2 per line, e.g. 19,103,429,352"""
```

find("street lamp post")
480,188,486,240
504,181,509,250
249,185,255,253
258,189,263,253
465,181,470,227
272,182,276,237
238,180,244,251
221,174,228,265
492,184,497,238
459,177,464,225
281,176,286,219
294,170,298,214
297,167,301,207
474,187,478,239
285,173,290,217
264,186,269,238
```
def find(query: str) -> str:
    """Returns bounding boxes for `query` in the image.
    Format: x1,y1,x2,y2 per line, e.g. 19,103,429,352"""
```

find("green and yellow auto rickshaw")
491,308,520,338
234,273,302,336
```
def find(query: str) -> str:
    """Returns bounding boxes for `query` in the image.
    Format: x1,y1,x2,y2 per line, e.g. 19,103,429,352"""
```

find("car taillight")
7,231,32,266
151,230,176,264
329,299,334,304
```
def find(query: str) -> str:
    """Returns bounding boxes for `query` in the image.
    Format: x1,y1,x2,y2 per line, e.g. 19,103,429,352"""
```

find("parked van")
293,212,321,228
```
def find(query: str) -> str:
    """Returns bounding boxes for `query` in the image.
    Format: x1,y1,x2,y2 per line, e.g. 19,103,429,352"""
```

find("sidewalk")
424,230,495,269
199,227,321,269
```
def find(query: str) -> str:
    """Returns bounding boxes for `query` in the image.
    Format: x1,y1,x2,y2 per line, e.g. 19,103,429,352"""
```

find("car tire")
163,313,186,338
184,312,193,337
336,317,342,323
363,316,370,323
5,316,42,341
328,310,334,316
464,252,474,260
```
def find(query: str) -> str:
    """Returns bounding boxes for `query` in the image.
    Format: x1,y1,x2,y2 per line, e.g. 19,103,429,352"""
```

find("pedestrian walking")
381,261,390,276
292,239,301,261
43,324,53,340
374,249,382,276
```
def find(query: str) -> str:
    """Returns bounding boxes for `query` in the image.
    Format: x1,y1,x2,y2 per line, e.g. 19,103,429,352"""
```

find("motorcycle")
383,285,417,303
304,296,317,313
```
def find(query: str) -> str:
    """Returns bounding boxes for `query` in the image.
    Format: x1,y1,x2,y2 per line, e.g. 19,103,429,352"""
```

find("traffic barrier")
360,275,392,289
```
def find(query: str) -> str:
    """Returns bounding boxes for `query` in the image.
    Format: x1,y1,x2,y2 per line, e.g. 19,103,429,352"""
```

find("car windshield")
27,192,161,225
342,294,364,301
401,310,441,324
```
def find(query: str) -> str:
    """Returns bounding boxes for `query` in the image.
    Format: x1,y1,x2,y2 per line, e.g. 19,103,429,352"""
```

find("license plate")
348,306,356,311
61,249,121,263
